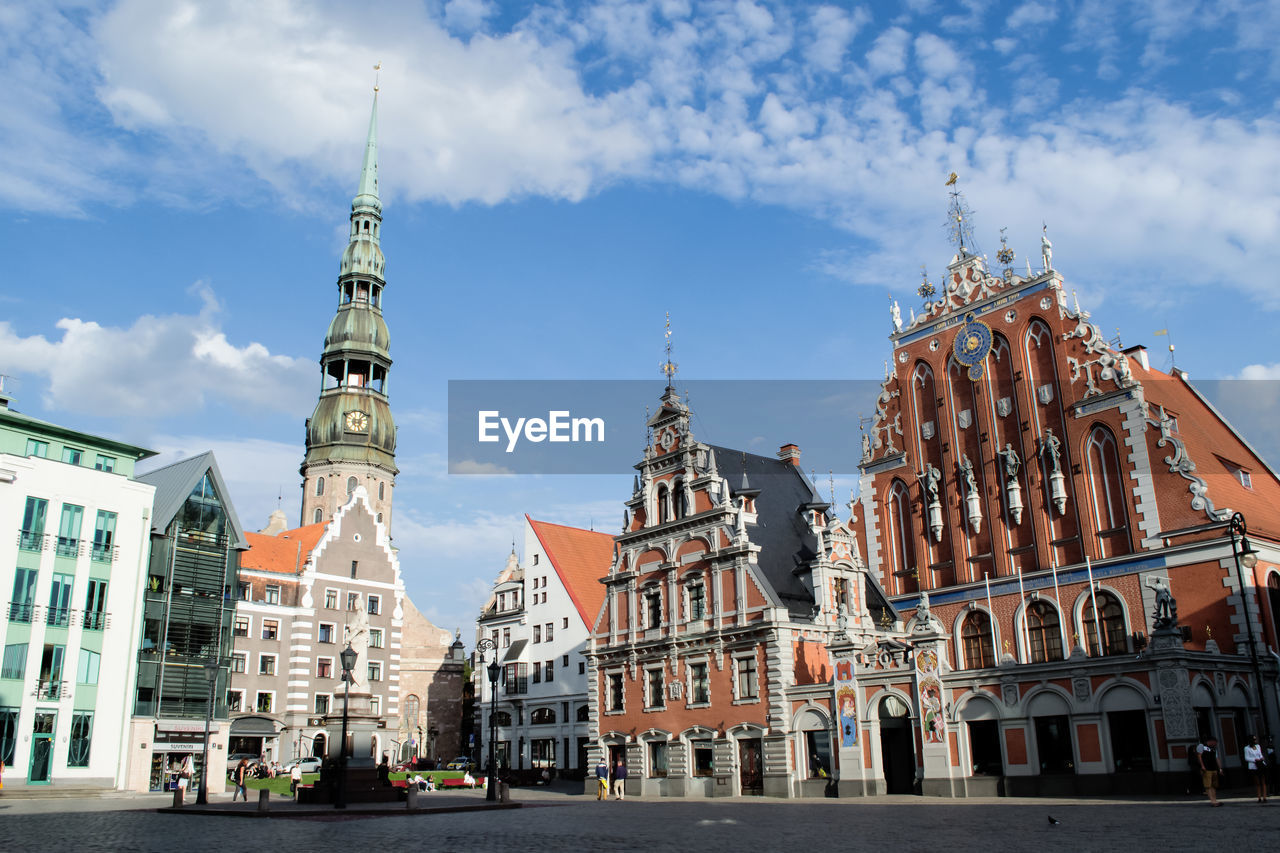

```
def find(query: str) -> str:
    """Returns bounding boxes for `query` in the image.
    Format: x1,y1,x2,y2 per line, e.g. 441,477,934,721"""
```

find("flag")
1153,329,1168,336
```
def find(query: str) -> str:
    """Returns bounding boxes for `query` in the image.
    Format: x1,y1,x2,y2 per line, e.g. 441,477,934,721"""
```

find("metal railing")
17,530,45,551
7,602,34,623
33,680,65,700
46,607,70,627
55,537,81,558
90,543,117,563
80,610,109,631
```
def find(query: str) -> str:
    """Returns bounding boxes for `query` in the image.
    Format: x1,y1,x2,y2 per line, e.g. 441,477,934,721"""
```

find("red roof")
242,522,329,574
527,515,615,628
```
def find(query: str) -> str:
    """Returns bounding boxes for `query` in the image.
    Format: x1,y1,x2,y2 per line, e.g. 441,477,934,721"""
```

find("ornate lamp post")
335,642,358,810
195,657,221,805
1228,512,1271,742
476,638,500,802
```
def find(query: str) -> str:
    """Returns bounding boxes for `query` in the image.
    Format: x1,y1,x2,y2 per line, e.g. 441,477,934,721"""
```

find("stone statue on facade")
1147,577,1178,631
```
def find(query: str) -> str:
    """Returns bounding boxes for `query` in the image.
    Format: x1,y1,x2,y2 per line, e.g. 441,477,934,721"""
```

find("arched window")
576,705,590,722
313,508,323,524
494,711,512,727
961,610,996,668
315,478,324,497
376,512,383,524
1082,591,1127,656
1026,600,1064,663
404,694,420,727
312,732,326,758
347,476,358,495
673,479,688,519
657,484,670,524
887,479,917,593
378,482,385,501
1086,425,1131,557
530,707,557,725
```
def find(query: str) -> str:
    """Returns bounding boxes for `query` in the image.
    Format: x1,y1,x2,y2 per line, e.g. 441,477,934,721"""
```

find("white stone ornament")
1037,384,1054,405
996,397,1012,418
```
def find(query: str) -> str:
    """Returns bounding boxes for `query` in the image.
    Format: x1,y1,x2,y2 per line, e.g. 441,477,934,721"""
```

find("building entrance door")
28,712,56,784
738,738,763,795
879,696,916,794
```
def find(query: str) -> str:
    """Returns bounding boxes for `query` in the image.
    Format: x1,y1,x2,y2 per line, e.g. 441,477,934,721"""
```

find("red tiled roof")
527,515,615,628
242,522,329,575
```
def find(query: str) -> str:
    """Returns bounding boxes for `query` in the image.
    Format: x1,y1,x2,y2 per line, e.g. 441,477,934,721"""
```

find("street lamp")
335,642,358,810
196,657,221,805
1228,512,1271,743
476,638,500,802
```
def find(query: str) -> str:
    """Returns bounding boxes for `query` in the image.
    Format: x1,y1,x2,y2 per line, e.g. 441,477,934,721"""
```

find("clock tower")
300,89,398,531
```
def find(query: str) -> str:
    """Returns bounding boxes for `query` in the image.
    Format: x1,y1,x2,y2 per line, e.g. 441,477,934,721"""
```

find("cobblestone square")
4,787,1280,852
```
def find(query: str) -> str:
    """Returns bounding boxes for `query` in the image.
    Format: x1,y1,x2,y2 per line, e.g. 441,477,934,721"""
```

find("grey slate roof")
709,444,826,610
136,450,249,549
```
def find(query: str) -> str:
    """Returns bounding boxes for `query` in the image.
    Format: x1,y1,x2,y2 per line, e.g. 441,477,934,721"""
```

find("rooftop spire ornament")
945,172,980,258
661,312,678,389
918,265,936,303
373,61,381,92
996,227,1015,281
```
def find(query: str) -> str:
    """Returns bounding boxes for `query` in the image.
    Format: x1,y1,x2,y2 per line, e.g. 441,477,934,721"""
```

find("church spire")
353,84,380,214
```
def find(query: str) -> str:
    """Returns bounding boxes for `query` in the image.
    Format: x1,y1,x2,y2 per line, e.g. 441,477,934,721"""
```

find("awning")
229,715,281,737
504,639,527,662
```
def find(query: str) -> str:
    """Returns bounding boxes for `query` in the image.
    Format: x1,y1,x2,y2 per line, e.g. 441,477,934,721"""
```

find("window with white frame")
259,654,277,676
735,654,759,700
689,661,710,705
318,623,335,644
687,582,706,620
367,594,380,615
325,588,338,609
368,661,382,681
264,584,280,605
607,672,624,712
314,694,330,714
233,616,249,637
645,589,662,628
230,653,246,673
370,628,383,649
227,690,243,712
261,619,279,641
369,696,380,716
317,658,333,679
256,691,273,712
646,667,666,709
649,740,669,777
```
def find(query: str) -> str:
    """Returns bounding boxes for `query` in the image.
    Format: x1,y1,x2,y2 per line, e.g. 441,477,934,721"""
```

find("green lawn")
243,770,474,797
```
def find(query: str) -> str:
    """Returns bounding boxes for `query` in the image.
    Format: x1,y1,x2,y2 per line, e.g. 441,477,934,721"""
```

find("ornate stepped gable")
857,214,1278,603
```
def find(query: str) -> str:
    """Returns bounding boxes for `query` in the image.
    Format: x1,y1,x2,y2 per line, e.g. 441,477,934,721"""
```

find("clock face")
345,410,369,432
952,314,993,380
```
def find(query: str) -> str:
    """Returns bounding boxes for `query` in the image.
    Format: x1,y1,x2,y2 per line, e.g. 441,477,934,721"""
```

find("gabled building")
0,388,156,789
845,222,1280,796
587,381,895,797
124,451,248,793
476,516,612,778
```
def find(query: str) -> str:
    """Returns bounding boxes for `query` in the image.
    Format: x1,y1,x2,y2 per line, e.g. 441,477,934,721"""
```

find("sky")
2,0,1280,637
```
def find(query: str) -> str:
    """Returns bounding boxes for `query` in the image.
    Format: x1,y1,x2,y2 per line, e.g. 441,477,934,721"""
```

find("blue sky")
2,0,1280,632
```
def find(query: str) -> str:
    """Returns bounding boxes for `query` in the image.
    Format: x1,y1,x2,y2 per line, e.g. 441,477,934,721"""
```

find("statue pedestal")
324,691,383,768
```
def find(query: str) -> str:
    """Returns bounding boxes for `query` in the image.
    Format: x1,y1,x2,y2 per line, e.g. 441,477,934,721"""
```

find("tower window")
315,478,325,497
347,476,358,495
314,508,323,524
376,512,383,524
351,561,358,578
363,221,369,231
378,482,385,500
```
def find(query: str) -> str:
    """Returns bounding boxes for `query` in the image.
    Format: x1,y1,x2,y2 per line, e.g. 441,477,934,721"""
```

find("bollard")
257,788,270,811
172,786,184,808
406,786,418,809
499,781,510,803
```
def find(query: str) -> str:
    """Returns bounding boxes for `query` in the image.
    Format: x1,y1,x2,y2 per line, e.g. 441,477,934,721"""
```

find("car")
227,754,263,780
445,756,477,771
282,757,322,775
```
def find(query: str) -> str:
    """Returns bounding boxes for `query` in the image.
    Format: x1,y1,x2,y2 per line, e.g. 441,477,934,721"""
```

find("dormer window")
1219,457,1253,489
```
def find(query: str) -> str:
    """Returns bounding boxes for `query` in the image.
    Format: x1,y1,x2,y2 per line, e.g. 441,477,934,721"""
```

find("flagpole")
1050,555,1067,654
1086,556,1103,655
984,572,997,665
1016,567,1029,662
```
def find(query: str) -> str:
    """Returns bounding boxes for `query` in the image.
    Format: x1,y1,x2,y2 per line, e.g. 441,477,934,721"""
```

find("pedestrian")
290,760,303,797
178,754,193,794
1245,734,1268,803
595,757,609,800
378,753,391,787
613,758,627,800
232,758,249,802
1198,735,1223,807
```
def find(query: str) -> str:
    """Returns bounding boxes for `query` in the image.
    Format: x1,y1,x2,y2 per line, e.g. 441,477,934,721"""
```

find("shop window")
1034,715,1075,774
691,740,714,777
649,741,669,777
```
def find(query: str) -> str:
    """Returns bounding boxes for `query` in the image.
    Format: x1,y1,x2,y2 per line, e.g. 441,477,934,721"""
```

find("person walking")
1198,735,1223,807
232,758,249,802
290,761,303,797
613,758,627,801
595,757,609,800
1245,735,1268,803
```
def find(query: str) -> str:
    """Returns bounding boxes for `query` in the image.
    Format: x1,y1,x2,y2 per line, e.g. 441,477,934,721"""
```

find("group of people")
1195,734,1272,806
229,757,306,802
594,758,628,801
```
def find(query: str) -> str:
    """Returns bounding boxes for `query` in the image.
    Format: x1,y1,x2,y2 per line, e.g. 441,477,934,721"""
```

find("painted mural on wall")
916,647,946,745
834,660,858,748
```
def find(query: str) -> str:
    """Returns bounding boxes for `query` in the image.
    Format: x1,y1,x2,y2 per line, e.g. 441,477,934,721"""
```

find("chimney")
1121,344,1149,371
777,444,801,466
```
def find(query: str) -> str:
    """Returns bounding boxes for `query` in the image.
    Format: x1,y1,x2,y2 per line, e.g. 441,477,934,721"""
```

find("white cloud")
1239,364,1280,380
1007,1,1058,30
865,26,910,77
0,282,315,418
803,5,866,74
443,0,496,33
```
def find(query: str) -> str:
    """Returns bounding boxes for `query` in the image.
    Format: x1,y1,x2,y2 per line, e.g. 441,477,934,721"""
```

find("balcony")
46,607,70,628
33,680,66,700
80,610,109,631
7,602,34,623
17,530,45,551
90,543,117,563
55,537,81,558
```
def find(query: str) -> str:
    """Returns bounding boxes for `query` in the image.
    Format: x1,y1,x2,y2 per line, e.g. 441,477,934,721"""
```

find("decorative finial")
1041,222,1053,271
918,266,935,302
828,470,836,511
373,61,382,93
661,312,678,387
1205,623,1213,640
996,227,1015,271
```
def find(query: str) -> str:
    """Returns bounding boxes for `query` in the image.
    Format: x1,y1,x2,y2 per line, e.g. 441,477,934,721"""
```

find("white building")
0,388,156,789
475,516,612,778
